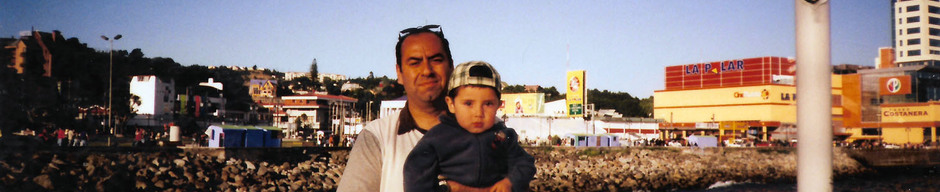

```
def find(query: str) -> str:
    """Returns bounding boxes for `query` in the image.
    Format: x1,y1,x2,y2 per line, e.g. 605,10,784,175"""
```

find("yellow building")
654,57,848,142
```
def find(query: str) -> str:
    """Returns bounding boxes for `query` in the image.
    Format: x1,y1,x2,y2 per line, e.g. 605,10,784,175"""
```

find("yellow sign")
566,70,585,117
881,106,934,122
499,93,545,115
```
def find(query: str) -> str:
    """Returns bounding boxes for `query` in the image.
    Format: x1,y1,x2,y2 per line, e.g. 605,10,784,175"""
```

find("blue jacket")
404,115,536,192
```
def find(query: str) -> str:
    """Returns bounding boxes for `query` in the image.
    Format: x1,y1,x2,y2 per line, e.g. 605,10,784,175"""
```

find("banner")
499,93,545,115
566,70,585,117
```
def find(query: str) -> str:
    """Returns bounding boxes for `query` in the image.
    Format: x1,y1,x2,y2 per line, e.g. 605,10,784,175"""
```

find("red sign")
879,76,912,95
664,56,795,90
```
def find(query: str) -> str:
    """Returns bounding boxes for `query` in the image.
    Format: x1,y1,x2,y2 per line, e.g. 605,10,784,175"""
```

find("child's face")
445,86,501,134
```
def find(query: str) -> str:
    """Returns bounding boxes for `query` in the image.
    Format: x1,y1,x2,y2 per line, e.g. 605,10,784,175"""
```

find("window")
900,40,904,46
931,17,940,25
901,29,904,35
909,27,921,34
931,50,940,55
909,16,921,23
908,5,920,12
909,38,922,45
910,49,922,56
932,39,940,47
931,6,940,14
932,28,940,36
862,128,881,136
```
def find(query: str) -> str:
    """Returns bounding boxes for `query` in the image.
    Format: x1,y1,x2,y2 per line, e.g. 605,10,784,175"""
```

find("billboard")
566,70,586,117
879,75,912,95
499,93,545,115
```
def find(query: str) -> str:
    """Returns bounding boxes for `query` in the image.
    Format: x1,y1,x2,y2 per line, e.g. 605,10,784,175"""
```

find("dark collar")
397,103,420,135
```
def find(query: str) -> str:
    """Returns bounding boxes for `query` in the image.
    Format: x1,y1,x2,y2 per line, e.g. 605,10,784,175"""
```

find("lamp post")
101,34,121,146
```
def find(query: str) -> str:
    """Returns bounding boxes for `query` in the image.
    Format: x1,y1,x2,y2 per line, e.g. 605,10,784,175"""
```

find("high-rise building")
894,0,940,66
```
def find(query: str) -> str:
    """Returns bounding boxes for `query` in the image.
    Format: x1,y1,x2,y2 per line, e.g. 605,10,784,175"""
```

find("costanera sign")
880,106,934,122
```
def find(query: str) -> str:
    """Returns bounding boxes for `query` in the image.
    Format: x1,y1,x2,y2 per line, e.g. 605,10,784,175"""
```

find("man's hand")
448,181,486,192
447,178,513,192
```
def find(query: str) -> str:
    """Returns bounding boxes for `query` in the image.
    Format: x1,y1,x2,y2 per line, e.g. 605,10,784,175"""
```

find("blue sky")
1,1,891,97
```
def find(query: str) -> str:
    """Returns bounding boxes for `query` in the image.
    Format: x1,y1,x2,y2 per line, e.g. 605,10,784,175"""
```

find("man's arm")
337,130,381,192
504,129,536,192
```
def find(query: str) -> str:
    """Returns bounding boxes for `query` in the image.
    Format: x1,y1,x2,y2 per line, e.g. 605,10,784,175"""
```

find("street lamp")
102,34,121,145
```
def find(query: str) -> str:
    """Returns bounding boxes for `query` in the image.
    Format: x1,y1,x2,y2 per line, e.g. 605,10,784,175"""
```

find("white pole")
795,0,833,191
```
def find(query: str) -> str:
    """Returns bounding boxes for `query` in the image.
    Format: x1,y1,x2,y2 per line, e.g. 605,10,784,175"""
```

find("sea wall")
0,146,868,191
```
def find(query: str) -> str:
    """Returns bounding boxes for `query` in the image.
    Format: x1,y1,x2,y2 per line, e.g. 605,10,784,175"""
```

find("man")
337,25,454,192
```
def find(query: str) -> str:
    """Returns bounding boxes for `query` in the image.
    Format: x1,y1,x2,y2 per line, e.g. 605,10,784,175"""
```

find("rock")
135,180,147,190
245,161,256,170
174,159,186,167
32,174,53,190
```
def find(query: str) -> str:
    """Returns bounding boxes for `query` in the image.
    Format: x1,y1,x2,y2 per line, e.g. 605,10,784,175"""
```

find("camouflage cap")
447,61,501,93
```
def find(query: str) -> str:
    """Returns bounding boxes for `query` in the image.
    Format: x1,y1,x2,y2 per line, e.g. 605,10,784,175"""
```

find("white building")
276,94,358,136
894,0,940,66
379,96,407,119
127,75,175,126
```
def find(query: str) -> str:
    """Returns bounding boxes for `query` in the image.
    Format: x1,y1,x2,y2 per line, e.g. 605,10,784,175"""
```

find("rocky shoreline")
0,145,873,191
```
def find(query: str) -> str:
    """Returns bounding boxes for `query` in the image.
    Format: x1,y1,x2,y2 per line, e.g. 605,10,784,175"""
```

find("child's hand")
488,178,512,192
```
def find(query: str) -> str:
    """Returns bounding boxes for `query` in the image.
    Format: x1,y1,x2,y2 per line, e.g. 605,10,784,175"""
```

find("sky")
1,1,891,97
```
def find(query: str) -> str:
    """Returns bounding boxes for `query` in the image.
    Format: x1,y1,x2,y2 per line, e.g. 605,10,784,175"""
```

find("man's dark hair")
395,25,453,70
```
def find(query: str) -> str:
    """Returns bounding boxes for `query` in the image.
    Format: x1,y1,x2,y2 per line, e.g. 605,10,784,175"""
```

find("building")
894,0,940,66
283,72,308,81
318,73,347,82
275,93,358,137
127,75,176,127
841,65,940,144
3,30,60,76
249,79,277,99
379,96,406,119
653,56,834,142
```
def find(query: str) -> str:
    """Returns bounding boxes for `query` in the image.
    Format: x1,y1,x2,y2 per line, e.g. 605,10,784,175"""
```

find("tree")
309,58,321,91
502,85,526,93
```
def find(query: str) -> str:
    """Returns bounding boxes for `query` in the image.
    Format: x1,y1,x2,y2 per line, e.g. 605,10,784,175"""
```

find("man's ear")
445,96,457,114
396,64,404,85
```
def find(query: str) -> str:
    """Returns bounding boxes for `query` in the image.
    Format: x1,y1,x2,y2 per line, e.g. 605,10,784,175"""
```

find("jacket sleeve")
404,139,440,192
503,129,536,192
336,130,381,192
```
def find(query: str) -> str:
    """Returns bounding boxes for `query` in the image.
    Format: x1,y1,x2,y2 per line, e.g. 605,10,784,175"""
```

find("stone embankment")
0,146,868,191
528,147,867,191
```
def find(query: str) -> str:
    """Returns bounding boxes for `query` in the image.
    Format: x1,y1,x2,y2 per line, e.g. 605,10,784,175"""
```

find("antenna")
566,43,570,69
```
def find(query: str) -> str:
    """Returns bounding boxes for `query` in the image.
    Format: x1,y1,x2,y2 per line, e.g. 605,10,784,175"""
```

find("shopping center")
653,55,940,145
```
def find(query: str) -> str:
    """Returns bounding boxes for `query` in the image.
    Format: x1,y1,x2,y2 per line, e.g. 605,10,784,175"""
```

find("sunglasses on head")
399,25,443,39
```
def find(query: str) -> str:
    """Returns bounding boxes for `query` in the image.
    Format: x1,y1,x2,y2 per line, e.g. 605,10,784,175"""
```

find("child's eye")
463,101,473,106
484,101,495,106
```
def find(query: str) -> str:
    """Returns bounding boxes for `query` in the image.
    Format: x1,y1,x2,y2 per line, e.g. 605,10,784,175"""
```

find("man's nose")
420,60,435,77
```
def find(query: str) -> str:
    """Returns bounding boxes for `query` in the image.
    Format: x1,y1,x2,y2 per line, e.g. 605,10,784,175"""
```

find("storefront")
842,65,940,145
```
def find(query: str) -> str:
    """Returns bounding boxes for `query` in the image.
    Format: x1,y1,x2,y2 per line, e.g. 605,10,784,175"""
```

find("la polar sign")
685,60,745,75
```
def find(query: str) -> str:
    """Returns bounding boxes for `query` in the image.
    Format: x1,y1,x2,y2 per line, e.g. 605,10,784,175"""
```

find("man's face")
445,86,500,134
397,32,452,104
